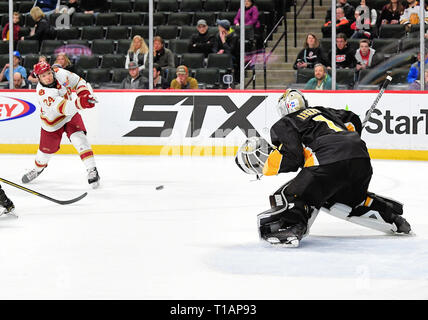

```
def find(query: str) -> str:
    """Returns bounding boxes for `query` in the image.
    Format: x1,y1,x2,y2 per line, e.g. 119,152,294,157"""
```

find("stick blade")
54,192,88,205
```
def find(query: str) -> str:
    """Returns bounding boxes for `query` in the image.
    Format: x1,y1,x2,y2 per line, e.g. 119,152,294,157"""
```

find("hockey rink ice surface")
0,154,427,300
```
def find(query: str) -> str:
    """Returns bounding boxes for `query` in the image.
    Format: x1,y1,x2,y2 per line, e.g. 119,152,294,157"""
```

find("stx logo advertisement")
124,95,269,139
0,97,36,122
1,91,428,156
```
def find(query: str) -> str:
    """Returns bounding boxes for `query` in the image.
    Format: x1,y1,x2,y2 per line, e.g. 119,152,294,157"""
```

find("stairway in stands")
247,0,330,89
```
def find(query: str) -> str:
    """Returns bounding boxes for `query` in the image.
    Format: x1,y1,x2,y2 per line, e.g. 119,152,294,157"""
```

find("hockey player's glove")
76,93,96,109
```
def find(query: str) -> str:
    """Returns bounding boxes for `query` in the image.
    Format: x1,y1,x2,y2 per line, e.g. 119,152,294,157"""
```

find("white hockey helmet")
276,89,308,117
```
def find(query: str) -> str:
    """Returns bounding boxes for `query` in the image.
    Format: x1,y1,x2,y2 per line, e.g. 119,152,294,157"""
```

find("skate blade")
0,209,18,219
266,236,300,248
90,181,100,189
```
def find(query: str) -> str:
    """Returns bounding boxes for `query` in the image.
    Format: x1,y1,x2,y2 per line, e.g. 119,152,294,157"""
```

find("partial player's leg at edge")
0,184,15,216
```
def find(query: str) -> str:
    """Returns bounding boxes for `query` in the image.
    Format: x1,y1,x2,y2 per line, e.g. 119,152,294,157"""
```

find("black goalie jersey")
263,106,370,176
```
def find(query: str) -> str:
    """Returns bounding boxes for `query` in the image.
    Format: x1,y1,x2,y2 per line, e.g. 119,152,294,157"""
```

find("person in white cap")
188,19,216,57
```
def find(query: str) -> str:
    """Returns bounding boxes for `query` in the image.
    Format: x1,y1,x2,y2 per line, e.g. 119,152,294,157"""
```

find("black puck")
156,185,164,190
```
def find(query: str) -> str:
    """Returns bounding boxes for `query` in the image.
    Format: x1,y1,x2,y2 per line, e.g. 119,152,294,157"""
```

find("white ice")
0,154,427,299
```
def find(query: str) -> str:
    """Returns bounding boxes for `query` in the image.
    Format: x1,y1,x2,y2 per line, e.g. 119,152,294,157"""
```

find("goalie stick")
0,177,87,205
361,75,392,130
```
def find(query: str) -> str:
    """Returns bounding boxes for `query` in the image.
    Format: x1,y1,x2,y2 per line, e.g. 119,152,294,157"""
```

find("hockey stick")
0,177,88,205
361,75,392,129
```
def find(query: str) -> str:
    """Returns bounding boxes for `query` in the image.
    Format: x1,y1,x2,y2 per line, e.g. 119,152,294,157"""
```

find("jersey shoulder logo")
39,89,45,96
62,77,70,88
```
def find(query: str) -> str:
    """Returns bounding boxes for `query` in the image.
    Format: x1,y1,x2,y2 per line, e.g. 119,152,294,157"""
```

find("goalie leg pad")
324,201,411,234
349,192,410,234
258,193,318,240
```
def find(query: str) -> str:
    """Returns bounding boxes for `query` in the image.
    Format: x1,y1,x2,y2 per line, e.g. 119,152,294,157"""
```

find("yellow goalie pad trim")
263,149,283,176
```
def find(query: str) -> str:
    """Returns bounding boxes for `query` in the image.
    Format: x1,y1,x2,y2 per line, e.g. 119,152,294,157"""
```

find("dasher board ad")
1,90,428,157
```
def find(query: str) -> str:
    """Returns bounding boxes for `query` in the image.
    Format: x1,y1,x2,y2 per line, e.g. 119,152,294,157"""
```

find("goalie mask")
277,89,308,117
235,137,271,176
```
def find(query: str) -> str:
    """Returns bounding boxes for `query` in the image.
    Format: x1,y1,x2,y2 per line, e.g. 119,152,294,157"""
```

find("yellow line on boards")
1,144,428,160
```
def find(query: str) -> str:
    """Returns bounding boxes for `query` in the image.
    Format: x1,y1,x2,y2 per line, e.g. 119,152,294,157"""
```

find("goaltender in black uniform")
236,89,412,247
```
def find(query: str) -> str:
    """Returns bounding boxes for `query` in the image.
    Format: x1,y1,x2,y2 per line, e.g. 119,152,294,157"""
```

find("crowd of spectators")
0,0,270,89
300,0,428,89
1,0,427,90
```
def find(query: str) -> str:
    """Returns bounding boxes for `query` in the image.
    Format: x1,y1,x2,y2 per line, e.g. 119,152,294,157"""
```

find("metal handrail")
244,14,286,90
244,60,256,89
293,0,315,47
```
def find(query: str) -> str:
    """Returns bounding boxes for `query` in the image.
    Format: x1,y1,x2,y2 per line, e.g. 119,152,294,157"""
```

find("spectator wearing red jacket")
2,12,21,41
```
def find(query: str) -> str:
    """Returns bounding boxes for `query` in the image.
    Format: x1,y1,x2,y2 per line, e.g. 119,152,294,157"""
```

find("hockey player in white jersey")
22,61,100,188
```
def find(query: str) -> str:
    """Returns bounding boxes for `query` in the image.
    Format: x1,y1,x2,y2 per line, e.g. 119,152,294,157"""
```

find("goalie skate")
22,168,44,184
87,167,100,189
263,223,306,248
266,235,300,248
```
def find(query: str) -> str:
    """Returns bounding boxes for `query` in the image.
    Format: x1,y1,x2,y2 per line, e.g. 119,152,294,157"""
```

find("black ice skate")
22,168,44,184
0,189,15,216
392,215,412,234
87,167,100,189
263,223,307,248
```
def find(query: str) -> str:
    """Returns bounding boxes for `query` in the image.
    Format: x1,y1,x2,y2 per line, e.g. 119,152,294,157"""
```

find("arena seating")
301,0,428,87
0,0,277,88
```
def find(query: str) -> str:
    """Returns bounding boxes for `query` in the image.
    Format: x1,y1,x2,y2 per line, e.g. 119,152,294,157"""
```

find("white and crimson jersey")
36,67,88,132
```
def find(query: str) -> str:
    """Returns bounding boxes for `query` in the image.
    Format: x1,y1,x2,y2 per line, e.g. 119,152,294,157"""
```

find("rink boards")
1,89,428,160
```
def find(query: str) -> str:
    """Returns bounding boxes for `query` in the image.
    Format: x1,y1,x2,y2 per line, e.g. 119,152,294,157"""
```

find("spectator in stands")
34,0,60,16
323,7,352,38
407,51,428,83
21,7,56,44
2,12,21,42
58,0,81,15
400,0,428,27
145,63,169,89
0,51,27,82
354,39,382,82
327,33,357,69
188,19,216,57
408,70,428,89
379,0,404,25
9,72,29,89
126,35,149,72
350,0,377,39
120,61,147,89
28,55,47,84
304,64,333,90
54,52,74,73
233,0,261,29
170,65,199,89
293,33,326,70
325,0,356,23
355,39,382,70
80,0,108,15
213,19,240,81
145,36,175,72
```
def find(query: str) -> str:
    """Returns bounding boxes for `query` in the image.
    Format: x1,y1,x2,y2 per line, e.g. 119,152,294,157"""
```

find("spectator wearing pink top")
233,0,261,29
233,0,261,48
